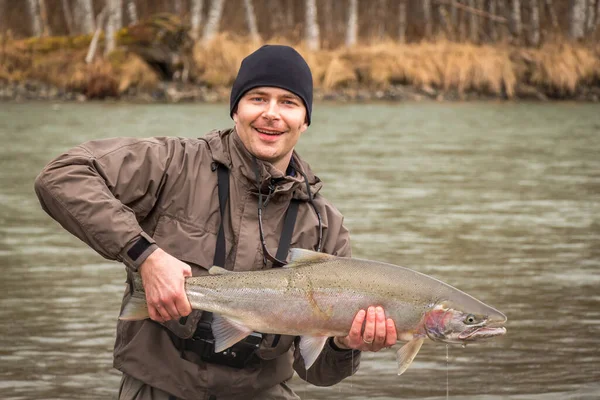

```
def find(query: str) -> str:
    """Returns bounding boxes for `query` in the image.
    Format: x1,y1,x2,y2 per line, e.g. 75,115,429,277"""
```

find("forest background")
1,0,599,102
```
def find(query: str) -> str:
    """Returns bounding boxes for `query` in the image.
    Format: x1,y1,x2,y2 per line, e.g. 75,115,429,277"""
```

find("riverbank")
1,32,599,103
3,78,600,103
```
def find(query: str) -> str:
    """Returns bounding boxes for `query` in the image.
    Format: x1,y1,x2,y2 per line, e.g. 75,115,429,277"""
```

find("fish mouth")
458,326,507,341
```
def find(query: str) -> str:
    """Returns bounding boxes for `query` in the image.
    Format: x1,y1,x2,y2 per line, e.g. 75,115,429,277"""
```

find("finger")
154,304,170,322
347,309,366,344
162,299,181,321
362,306,376,344
182,264,192,278
373,307,387,347
175,292,192,317
147,304,163,323
384,318,398,348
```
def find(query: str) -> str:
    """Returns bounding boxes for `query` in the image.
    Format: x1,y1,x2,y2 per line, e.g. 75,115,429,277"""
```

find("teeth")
255,128,282,135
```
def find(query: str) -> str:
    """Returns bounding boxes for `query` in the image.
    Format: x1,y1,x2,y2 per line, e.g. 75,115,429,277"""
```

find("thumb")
182,264,192,277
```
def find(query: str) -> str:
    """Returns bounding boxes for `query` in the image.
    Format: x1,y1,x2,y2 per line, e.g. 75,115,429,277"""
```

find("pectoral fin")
211,314,254,353
396,338,424,376
298,336,329,369
208,266,233,275
119,294,149,321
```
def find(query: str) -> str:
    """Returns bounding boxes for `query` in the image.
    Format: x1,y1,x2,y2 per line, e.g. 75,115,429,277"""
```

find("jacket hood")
203,128,323,201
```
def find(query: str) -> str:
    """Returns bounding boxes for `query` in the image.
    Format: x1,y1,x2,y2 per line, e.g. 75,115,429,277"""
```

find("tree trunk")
286,0,294,28
509,0,522,42
486,0,498,42
586,0,597,34
544,0,559,29
305,0,320,51
126,0,137,25
105,0,121,56
86,6,107,63
423,0,433,38
174,0,183,16
61,0,75,34
202,0,225,43
27,0,42,37
468,0,478,42
38,0,51,36
496,0,509,40
375,0,386,41
529,0,540,46
346,0,358,46
398,0,407,42
322,0,333,42
243,0,260,42
75,0,95,34
569,0,586,39
190,0,203,39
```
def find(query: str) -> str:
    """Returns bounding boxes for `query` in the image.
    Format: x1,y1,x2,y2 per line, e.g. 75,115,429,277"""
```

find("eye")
464,314,478,325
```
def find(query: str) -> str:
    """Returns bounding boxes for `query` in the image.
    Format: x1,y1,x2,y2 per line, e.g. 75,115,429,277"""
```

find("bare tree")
105,0,122,56
39,0,51,36
398,0,407,42
468,0,478,42
586,0,597,34
27,0,42,37
75,0,95,34
322,0,333,42
346,0,358,46
569,0,586,39
286,0,294,28
86,6,107,63
243,0,260,42
61,0,75,34
529,0,540,46
375,0,386,40
509,0,522,41
203,0,225,43
423,0,433,37
126,0,137,25
305,0,320,50
543,0,559,30
190,0,203,40
486,0,498,42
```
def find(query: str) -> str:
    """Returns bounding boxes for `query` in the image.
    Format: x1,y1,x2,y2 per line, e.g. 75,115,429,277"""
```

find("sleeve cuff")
120,232,159,272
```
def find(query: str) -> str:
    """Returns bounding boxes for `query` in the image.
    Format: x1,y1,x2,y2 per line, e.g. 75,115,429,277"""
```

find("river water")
0,102,598,399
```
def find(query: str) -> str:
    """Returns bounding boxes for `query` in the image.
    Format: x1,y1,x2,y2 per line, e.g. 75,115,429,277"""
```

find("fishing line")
446,344,449,400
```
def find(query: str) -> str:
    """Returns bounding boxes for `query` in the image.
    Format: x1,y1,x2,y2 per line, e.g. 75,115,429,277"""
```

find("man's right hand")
138,248,193,322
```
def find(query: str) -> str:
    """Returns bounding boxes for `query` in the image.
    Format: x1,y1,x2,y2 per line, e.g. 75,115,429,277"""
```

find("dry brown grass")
521,40,600,95
192,33,261,87
1,33,599,99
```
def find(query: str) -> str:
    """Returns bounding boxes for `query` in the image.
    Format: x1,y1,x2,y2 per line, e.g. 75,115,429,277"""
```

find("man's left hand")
333,306,397,352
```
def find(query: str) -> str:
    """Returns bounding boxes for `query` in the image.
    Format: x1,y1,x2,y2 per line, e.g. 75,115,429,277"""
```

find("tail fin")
119,294,150,321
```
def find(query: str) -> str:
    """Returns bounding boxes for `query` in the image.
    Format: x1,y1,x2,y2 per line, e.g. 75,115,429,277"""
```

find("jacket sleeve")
292,208,360,386
34,137,180,271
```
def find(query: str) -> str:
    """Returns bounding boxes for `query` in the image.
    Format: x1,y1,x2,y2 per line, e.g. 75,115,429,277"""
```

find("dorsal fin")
287,248,335,266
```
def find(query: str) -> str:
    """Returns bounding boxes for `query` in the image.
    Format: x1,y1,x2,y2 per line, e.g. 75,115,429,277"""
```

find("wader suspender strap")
213,164,230,268
213,163,300,268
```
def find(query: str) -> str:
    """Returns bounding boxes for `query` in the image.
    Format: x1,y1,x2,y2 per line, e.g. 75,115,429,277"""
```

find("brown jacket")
34,128,360,400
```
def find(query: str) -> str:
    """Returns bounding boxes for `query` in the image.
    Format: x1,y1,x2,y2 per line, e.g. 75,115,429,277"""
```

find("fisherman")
34,45,397,400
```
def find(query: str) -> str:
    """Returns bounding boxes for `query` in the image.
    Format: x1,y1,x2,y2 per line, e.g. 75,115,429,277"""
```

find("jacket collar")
204,128,322,201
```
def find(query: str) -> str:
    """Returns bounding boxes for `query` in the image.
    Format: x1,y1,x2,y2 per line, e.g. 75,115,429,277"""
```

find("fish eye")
464,314,478,325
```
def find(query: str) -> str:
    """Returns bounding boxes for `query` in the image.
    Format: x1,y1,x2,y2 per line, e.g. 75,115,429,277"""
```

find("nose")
263,99,280,120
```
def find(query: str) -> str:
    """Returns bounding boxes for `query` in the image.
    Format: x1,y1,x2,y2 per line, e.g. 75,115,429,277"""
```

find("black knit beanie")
230,45,313,125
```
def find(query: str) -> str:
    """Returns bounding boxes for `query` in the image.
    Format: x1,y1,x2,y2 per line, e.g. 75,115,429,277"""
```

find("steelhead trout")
120,248,507,374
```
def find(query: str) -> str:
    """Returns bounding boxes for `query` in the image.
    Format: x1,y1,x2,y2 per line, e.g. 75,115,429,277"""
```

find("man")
35,45,397,400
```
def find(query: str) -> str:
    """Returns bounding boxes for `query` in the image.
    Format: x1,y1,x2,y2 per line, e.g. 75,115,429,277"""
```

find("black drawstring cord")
252,156,324,266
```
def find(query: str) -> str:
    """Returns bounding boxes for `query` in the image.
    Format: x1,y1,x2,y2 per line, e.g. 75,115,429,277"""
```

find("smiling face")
233,87,309,172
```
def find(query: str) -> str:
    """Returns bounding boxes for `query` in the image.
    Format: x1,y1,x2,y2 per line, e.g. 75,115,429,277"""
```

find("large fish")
120,249,507,375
